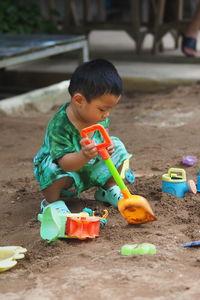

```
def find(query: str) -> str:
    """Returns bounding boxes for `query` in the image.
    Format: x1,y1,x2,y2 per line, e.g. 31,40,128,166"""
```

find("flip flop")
181,35,197,57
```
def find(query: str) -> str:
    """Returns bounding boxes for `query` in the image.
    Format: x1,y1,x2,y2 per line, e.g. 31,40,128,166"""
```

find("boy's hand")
80,138,98,159
107,140,115,155
105,129,115,155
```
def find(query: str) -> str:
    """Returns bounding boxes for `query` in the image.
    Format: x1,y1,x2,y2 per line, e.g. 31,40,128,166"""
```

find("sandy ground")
1,83,200,300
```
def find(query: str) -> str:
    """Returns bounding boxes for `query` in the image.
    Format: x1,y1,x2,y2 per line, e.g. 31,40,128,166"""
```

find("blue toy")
162,168,197,197
125,169,135,183
120,158,135,184
182,241,200,247
197,169,200,192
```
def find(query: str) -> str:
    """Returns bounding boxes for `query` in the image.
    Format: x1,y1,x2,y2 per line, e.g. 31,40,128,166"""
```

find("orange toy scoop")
118,189,156,224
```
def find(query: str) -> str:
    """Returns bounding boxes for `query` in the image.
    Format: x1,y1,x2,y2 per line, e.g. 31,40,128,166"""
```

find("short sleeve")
46,108,81,161
48,130,77,161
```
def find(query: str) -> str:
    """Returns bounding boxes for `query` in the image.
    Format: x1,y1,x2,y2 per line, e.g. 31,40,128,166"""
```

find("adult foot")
182,35,197,57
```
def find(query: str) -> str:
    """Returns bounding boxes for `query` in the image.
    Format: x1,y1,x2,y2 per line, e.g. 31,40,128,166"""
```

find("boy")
33,59,131,213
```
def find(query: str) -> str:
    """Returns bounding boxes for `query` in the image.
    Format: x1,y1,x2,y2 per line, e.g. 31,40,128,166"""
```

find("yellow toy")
0,246,27,272
120,158,130,179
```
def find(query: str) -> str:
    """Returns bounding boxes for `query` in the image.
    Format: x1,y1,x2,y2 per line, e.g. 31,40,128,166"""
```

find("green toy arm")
105,158,126,191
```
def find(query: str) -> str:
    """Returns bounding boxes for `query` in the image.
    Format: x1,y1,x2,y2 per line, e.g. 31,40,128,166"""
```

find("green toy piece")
120,243,156,255
82,208,93,216
38,206,109,242
38,207,89,242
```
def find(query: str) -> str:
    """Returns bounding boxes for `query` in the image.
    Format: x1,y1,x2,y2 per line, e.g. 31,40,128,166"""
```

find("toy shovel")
81,124,156,224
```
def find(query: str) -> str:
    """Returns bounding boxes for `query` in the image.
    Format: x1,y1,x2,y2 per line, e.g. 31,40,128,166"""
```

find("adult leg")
185,2,200,38
182,2,200,57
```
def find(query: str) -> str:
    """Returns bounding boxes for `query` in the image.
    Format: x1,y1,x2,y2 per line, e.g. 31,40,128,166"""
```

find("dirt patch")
1,83,200,300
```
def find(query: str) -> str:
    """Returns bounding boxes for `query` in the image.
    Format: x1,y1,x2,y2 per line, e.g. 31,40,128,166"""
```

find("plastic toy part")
120,243,156,255
82,208,93,216
197,170,200,192
162,168,197,197
82,208,107,226
0,246,27,272
100,218,107,227
125,169,135,183
120,159,135,183
182,241,200,247
66,210,109,239
66,216,100,239
182,156,197,166
118,188,156,224
38,207,108,242
120,158,130,178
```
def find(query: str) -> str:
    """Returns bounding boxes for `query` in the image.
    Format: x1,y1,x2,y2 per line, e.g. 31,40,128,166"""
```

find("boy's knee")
56,176,74,190
44,176,73,193
42,176,74,202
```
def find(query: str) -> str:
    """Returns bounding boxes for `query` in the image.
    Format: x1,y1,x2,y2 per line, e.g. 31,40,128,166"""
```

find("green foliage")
0,0,59,34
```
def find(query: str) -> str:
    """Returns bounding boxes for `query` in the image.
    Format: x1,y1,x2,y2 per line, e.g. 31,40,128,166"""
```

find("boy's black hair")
68,59,122,101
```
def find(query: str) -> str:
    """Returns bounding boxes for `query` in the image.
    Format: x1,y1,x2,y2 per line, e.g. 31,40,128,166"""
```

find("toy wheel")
188,180,197,194
125,169,135,183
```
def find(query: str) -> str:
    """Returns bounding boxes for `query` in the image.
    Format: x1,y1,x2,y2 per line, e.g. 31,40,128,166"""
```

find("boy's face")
75,93,121,125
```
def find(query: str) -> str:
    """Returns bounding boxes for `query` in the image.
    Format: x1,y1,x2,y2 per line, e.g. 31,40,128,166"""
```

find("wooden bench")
58,0,189,55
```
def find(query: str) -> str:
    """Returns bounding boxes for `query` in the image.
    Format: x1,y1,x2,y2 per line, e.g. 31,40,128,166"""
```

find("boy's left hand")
107,140,115,155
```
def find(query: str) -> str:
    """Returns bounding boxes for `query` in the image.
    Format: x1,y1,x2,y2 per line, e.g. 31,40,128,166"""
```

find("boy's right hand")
80,138,98,159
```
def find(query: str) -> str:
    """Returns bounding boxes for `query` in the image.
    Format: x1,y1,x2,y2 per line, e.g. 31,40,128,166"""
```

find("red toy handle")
81,124,111,160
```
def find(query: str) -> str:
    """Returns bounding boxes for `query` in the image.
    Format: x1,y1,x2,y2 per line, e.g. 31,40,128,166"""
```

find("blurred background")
0,0,200,101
